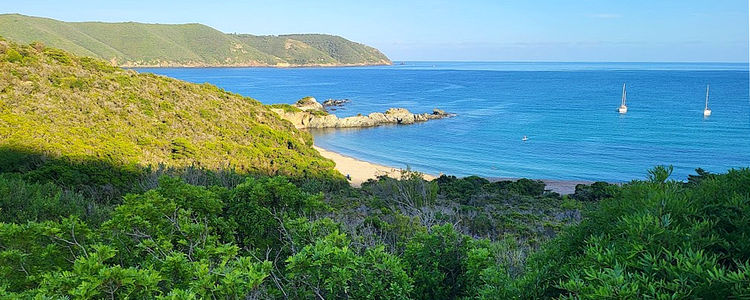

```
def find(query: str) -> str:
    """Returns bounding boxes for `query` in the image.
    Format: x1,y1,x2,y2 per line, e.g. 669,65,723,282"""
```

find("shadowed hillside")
0,14,391,67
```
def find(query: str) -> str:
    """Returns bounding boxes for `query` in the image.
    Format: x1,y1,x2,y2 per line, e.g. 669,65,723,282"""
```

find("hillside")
0,37,342,193
0,14,391,67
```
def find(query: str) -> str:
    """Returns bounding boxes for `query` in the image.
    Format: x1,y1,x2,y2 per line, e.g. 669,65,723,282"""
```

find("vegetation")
269,103,303,113
280,34,393,65
1,40,748,299
519,167,750,299
0,14,391,67
0,38,343,201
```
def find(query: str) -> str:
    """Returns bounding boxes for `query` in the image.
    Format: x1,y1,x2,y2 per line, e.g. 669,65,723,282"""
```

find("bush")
436,175,488,202
363,170,438,209
0,175,109,224
572,181,618,202
170,138,196,159
521,167,750,298
224,176,326,252
403,224,471,299
4,48,22,63
285,232,413,299
493,178,546,197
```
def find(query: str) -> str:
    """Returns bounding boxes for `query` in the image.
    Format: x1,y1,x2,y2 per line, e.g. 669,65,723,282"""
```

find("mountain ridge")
0,14,391,67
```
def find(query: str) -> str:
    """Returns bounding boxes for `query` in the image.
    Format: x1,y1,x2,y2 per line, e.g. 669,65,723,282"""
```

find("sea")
135,62,750,182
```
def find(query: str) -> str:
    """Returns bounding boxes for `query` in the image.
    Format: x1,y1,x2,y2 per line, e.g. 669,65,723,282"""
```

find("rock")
397,115,415,124
368,112,388,123
433,108,448,115
385,108,411,115
337,115,377,127
308,114,339,128
323,98,350,107
294,96,325,112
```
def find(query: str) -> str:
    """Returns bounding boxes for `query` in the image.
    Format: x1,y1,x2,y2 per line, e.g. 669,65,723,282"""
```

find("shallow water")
136,62,750,181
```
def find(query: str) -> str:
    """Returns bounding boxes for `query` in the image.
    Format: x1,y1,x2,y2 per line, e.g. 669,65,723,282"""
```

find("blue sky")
4,0,749,62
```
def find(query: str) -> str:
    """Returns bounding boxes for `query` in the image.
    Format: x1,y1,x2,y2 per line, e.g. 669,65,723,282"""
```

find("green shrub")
572,181,618,202
0,175,109,224
647,164,673,183
224,176,326,252
268,103,302,113
404,224,471,299
521,167,750,298
285,232,413,299
436,175,488,202
42,48,72,65
79,56,117,72
170,138,196,159
493,178,546,197
4,48,22,63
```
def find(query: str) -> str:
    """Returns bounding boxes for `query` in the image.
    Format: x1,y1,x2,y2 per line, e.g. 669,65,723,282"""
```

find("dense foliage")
3,159,747,298
519,167,750,299
0,14,391,67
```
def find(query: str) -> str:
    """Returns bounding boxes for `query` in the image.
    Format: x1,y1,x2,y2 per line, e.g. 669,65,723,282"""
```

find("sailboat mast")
705,85,710,109
622,83,626,106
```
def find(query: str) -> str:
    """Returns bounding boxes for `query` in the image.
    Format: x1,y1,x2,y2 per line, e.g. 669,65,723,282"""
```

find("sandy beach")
314,146,436,187
314,146,591,194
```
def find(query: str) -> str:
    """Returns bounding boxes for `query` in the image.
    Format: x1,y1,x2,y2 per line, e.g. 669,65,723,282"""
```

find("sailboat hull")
704,85,711,117
619,106,628,114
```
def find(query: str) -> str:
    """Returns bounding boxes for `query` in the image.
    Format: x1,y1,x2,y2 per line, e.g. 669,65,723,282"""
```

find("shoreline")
314,145,592,194
124,62,392,69
313,146,436,187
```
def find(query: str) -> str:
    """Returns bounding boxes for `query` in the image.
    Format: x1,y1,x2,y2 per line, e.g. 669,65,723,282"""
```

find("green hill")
0,37,342,193
0,14,391,67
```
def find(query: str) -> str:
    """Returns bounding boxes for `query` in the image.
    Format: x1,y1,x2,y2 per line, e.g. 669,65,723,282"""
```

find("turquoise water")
136,62,750,181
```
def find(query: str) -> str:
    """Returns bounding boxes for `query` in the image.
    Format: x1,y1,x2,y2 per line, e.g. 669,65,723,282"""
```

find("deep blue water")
135,62,750,181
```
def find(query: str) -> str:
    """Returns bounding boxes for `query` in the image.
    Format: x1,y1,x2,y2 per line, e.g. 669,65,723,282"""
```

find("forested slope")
0,14,391,67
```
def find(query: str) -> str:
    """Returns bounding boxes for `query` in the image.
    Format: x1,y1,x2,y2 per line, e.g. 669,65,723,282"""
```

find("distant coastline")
0,14,392,69
127,61,392,68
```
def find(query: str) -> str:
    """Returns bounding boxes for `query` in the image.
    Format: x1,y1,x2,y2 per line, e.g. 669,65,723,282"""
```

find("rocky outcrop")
294,97,325,112
270,97,455,129
323,98,350,107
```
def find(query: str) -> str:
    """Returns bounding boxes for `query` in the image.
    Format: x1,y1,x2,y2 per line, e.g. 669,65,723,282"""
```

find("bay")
135,62,750,181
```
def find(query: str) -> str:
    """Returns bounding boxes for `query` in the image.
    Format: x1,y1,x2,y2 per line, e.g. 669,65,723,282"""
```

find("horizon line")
391,60,750,64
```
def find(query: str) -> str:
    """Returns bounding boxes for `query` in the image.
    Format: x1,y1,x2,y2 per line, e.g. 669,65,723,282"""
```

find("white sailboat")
618,83,628,114
703,85,712,117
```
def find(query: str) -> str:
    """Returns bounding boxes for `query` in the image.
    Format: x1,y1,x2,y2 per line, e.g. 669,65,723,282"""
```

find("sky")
3,0,749,62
